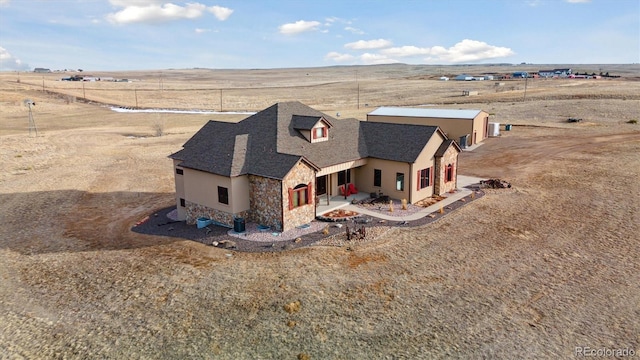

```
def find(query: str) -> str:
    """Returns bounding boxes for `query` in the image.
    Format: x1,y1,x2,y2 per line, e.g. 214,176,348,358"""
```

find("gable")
435,139,462,158
292,115,333,143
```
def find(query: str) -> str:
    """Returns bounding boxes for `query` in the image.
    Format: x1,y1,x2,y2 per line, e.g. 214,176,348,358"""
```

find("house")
169,101,460,231
366,107,489,148
512,71,529,78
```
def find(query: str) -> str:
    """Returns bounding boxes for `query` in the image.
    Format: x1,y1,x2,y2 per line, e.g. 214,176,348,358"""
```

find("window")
338,169,351,186
288,183,313,210
312,127,327,139
179,198,185,207
396,173,404,191
417,167,432,190
176,168,183,175
218,186,229,205
445,164,454,182
373,169,382,187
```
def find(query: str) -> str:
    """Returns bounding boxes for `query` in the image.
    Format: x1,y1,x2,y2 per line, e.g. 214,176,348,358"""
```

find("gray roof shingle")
361,121,440,162
170,101,442,179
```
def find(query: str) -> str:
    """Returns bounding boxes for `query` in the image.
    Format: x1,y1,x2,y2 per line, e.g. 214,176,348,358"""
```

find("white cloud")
360,53,398,65
208,5,233,21
344,39,392,50
0,0,11,6
0,47,30,71
324,52,355,63
426,39,514,63
329,39,514,65
279,20,321,35
106,2,233,24
381,45,431,57
325,17,339,24
195,28,210,34
325,16,351,25
344,26,364,35
566,0,590,3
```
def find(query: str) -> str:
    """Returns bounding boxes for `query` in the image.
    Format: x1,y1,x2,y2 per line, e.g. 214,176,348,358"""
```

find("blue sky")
0,0,638,71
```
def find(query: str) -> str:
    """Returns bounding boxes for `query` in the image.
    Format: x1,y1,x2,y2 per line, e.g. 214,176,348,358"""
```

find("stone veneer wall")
185,200,249,227
281,162,316,232
435,145,459,195
248,175,283,231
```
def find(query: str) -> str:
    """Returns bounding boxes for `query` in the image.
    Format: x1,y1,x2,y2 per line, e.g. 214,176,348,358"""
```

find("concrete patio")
314,175,485,221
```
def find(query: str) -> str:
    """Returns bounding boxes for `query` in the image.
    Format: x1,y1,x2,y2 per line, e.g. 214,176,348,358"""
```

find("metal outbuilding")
366,107,490,147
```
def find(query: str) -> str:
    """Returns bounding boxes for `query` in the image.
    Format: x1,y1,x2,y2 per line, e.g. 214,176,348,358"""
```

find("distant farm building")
538,68,572,78
455,74,474,81
455,74,487,81
512,71,529,78
33,68,51,73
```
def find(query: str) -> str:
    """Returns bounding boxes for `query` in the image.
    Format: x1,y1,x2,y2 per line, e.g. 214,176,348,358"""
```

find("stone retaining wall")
185,201,249,228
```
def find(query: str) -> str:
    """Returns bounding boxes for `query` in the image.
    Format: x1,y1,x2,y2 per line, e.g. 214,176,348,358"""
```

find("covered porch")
314,158,368,216
315,192,371,217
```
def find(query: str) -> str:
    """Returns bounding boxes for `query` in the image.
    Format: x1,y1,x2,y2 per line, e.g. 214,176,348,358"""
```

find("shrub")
627,119,637,124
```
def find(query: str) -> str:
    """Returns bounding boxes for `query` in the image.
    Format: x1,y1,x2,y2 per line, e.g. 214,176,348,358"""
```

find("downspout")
408,162,413,204
455,153,460,190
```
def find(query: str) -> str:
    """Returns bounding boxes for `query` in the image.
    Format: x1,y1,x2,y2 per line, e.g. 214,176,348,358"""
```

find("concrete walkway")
341,175,485,221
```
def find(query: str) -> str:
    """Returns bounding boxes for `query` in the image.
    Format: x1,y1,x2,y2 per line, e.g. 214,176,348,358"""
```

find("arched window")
288,182,313,210
445,164,454,182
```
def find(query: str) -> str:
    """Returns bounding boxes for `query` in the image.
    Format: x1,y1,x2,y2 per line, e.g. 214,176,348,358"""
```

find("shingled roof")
170,101,442,180
435,139,461,157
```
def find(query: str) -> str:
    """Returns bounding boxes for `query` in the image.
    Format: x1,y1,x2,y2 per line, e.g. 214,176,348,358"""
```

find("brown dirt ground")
0,65,639,359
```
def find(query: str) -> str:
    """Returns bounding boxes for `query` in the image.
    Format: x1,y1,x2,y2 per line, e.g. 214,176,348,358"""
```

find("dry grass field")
1,64,639,359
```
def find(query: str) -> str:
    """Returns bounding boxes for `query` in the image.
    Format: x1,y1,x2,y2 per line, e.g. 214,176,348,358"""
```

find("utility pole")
220,89,223,112
134,88,138,108
356,70,360,109
523,76,528,102
82,81,86,99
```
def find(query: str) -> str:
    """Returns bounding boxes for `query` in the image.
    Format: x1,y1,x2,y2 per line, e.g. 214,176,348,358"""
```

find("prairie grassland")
0,64,639,359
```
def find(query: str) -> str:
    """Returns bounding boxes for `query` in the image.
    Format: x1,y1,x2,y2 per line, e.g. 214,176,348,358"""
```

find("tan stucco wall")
182,168,249,214
353,132,446,203
230,176,250,213
408,132,446,203
355,159,411,202
367,111,489,146
299,129,311,142
173,160,186,221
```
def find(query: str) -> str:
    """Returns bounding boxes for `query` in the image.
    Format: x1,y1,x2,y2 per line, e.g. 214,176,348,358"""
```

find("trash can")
233,217,245,233
459,134,468,149
505,124,512,131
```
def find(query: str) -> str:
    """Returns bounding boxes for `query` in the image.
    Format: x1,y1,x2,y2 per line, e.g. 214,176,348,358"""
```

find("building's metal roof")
368,107,483,120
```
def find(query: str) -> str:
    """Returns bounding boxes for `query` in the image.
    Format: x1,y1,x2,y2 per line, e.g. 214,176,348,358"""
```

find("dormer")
292,115,333,143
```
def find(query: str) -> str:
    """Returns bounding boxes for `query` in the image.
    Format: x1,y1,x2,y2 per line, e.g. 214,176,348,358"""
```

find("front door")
316,175,327,196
